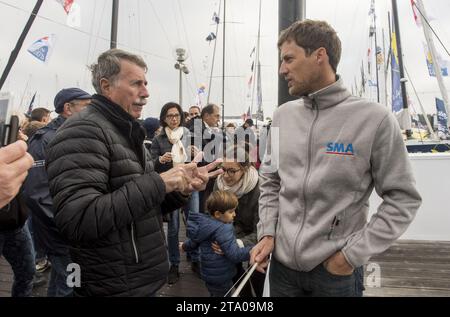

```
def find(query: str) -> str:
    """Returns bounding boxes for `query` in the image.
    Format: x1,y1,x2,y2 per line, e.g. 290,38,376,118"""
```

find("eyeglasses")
166,114,180,120
222,167,242,177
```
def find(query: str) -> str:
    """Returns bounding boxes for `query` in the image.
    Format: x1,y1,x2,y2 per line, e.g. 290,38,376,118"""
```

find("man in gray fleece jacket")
250,20,422,297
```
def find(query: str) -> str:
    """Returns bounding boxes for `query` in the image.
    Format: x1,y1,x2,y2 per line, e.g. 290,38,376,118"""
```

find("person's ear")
316,47,327,65
63,103,73,116
100,78,111,95
213,211,221,219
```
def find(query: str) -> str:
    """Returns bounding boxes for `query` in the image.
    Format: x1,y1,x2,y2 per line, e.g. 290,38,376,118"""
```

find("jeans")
26,214,45,261
183,191,200,262
167,209,180,266
269,257,364,297
47,253,73,297
0,226,36,297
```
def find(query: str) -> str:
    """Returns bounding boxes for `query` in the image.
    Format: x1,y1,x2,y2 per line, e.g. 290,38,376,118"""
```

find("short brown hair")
278,19,341,73
30,108,51,122
206,191,238,216
201,103,219,119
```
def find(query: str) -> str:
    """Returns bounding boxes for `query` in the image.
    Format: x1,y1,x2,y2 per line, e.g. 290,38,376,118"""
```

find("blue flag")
26,92,36,116
436,98,449,135
27,36,53,63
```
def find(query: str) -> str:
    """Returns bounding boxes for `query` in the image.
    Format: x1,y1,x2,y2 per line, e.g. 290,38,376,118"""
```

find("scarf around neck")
216,166,259,198
165,126,187,165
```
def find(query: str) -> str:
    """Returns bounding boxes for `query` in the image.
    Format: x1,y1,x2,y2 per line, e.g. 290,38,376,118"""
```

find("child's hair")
206,191,238,216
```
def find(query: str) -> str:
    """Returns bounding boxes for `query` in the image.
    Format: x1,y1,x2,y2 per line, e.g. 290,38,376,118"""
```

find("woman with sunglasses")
213,144,265,296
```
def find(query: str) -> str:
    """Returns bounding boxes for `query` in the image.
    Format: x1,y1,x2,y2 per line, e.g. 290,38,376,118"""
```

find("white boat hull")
369,153,450,241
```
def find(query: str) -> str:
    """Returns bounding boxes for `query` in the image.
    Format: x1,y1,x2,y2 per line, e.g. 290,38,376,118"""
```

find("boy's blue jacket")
184,212,252,285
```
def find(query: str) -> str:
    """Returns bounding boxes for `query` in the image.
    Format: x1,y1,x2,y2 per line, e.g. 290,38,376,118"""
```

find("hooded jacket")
183,212,252,285
257,76,421,272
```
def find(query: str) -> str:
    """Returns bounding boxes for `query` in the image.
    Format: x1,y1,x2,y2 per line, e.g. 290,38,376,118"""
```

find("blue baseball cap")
54,88,92,114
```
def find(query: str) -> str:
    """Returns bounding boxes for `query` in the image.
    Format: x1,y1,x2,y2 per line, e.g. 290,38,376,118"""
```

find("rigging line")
413,2,450,57
19,74,32,111
208,75,245,78
226,2,242,106
184,73,197,104
90,0,107,65
251,0,262,116
146,0,174,51
171,0,182,47
176,0,198,99
0,0,169,61
234,4,246,107
207,0,222,105
82,0,98,88
346,0,362,65
404,65,437,140
137,0,142,52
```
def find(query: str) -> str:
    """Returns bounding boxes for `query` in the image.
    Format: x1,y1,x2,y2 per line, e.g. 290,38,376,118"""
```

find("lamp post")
174,48,189,107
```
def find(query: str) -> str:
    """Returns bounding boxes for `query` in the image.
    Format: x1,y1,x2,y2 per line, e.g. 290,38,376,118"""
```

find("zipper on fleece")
131,222,140,264
327,216,341,240
293,99,320,269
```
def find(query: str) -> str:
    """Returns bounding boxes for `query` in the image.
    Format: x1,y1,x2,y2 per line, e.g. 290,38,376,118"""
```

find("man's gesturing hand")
160,152,223,194
0,141,34,208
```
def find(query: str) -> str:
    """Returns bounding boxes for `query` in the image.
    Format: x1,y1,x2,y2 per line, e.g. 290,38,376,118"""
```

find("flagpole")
392,0,412,137
110,0,119,49
0,0,43,91
254,0,263,128
19,74,32,109
207,1,222,105
371,0,380,103
414,0,450,121
221,0,226,130
278,0,305,106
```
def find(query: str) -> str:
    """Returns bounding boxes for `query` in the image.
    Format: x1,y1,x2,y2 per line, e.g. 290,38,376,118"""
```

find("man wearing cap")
22,87,91,297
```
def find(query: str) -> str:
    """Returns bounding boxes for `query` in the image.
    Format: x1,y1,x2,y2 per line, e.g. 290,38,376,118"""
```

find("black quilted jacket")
46,94,187,296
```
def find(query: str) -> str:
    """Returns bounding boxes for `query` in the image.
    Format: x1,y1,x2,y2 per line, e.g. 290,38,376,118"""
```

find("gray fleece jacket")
257,76,421,272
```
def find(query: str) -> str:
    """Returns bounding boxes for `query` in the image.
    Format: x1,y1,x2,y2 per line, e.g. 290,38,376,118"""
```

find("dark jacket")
22,116,69,255
0,196,28,231
183,212,252,286
150,127,191,173
46,94,188,296
234,126,257,146
214,181,260,247
188,118,223,165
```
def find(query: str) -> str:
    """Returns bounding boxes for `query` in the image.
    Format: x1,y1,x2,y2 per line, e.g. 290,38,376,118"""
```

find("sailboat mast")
221,0,226,130
206,0,222,105
392,0,412,137
415,0,450,120
251,0,263,128
0,0,43,91
110,0,119,49
278,0,305,106
382,28,388,107
372,0,380,103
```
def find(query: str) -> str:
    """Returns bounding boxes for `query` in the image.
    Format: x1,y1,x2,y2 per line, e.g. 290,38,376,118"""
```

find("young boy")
180,191,252,297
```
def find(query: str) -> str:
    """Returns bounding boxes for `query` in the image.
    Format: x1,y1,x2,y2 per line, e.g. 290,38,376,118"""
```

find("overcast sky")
1,0,450,121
